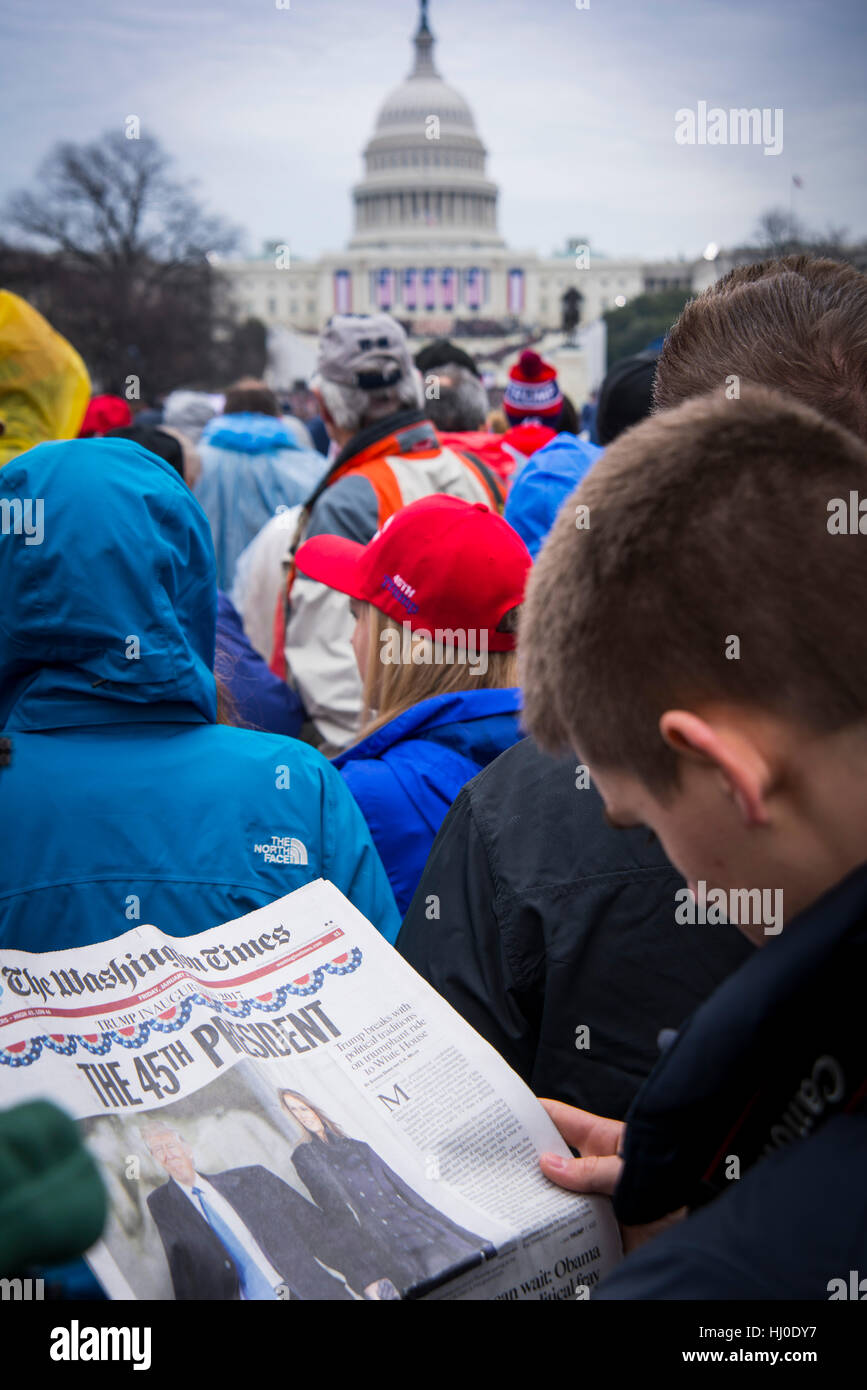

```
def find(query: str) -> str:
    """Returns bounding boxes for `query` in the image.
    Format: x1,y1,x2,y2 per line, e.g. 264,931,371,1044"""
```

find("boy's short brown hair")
655,256,867,443
520,386,867,794
223,378,280,418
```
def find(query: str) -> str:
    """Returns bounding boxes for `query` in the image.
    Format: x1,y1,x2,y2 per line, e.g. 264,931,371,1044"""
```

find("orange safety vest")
269,420,504,676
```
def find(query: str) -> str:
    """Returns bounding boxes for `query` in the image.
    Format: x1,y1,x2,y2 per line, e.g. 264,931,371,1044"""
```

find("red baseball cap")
295,495,532,651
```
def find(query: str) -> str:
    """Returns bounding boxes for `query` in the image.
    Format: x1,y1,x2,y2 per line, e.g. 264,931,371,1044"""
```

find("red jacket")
439,423,558,487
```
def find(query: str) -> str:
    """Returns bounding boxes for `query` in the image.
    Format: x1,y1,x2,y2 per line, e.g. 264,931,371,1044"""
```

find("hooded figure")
0,291,90,468
196,392,327,592
0,437,399,951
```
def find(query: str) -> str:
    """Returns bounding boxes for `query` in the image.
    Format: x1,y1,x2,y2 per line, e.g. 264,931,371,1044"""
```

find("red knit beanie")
503,350,563,423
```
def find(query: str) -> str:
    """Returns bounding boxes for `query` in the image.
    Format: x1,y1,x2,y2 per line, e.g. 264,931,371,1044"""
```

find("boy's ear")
658,709,770,827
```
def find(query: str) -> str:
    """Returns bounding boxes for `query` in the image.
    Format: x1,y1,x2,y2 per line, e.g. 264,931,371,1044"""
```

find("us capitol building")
220,1,714,392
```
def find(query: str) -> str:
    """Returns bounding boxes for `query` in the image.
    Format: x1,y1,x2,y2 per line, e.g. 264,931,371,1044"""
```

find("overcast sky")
3,0,864,262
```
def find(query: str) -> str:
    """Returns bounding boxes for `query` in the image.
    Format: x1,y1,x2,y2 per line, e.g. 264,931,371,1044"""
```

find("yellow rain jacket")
0,291,90,467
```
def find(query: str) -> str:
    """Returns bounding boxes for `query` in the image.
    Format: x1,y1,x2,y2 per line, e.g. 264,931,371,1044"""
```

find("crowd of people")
1,252,865,1299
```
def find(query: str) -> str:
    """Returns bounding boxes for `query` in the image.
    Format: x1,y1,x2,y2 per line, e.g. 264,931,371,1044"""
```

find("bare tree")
748,209,865,268
753,207,808,256
809,223,855,261
3,130,241,396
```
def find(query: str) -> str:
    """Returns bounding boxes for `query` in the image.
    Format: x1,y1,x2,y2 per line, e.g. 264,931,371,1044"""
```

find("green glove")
0,1100,106,1275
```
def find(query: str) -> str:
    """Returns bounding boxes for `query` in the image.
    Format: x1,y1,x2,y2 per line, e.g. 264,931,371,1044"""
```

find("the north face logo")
253,835,308,865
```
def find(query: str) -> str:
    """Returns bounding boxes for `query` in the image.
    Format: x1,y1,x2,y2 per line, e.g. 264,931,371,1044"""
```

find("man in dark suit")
144,1122,381,1300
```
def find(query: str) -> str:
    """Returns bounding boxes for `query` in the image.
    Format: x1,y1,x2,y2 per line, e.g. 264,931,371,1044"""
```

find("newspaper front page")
0,879,621,1300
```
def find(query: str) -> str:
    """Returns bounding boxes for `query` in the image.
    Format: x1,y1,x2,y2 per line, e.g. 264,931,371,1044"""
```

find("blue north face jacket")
0,437,400,952
333,689,523,927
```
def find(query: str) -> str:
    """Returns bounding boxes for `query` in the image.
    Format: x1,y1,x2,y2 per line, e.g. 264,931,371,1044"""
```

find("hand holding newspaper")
0,880,621,1300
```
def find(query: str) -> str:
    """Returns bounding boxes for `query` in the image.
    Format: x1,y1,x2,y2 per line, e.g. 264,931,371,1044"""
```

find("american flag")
440,267,455,310
465,267,482,309
403,268,418,311
507,268,525,314
423,267,437,310
333,270,352,314
375,269,394,310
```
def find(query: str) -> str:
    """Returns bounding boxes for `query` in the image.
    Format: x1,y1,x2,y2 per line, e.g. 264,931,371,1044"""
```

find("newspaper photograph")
0,879,621,1300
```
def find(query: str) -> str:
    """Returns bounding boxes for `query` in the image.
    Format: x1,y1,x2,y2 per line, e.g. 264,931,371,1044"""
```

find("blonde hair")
357,603,519,739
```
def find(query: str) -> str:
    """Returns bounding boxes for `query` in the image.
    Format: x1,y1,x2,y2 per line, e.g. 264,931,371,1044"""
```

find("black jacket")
596,861,867,1299
293,1135,490,1295
397,737,752,1118
147,1165,359,1300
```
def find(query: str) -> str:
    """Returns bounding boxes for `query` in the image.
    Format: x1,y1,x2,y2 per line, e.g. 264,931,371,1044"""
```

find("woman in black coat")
279,1089,492,1296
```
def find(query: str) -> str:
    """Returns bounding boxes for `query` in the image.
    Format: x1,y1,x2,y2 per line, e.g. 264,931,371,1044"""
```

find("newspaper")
0,879,621,1300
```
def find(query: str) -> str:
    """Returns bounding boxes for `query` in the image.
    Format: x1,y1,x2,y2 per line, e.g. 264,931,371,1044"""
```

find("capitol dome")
350,0,504,250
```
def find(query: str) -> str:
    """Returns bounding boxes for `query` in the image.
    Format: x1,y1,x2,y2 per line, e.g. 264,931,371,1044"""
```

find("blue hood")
0,437,217,731
334,688,522,768
333,687,523,917
200,412,298,455
505,432,602,559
